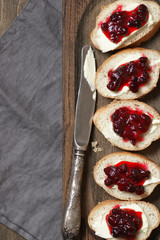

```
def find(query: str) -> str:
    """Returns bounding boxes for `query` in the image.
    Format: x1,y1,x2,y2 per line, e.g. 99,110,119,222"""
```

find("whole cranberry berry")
104,166,112,175
112,227,121,238
127,61,136,75
118,178,128,191
137,123,149,133
113,120,124,136
117,26,128,36
105,166,119,182
118,164,128,174
108,21,115,27
128,113,140,123
111,207,121,216
107,215,118,226
137,76,148,84
132,216,141,229
135,185,144,195
110,33,120,43
112,71,121,81
120,111,130,122
139,57,148,64
129,82,139,93
141,71,149,80
111,112,119,121
138,4,148,13
140,113,152,125
110,12,120,22
126,183,136,193
134,19,142,28
122,130,134,140
130,168,141,183
127,19,135,27
138,12,147,22
104,177,113,186
101,22,108,32
131,11,138,21
108,24,118,33
116,66,126,76
107,81,117,91
140,169,150,179
117,19,123,25
131,76,138,82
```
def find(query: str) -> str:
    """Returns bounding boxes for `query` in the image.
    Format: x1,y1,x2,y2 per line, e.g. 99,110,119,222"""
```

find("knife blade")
74,45,96,150
62,45,96,239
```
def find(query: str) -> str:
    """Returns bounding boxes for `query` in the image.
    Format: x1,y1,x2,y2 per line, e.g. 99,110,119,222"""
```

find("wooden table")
63,0,160,239
0,1,28,239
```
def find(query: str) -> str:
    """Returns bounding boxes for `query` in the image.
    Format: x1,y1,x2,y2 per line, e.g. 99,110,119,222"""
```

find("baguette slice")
94,152,160,200
90,0,160,53
93,100,160,151
96,48,160,99
88,200,160,240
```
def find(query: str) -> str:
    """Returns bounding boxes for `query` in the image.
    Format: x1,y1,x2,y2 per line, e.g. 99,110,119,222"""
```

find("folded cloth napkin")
0,0,62,239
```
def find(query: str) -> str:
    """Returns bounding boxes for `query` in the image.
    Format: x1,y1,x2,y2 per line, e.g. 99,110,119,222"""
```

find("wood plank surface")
63,0,160,240
0,1,28,240
63,1,90,240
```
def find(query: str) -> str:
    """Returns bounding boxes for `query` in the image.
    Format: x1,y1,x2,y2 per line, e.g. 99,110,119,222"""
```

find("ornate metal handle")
62,150,85,239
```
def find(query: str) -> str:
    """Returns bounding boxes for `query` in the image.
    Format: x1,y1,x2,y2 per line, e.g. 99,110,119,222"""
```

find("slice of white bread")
93,100,160,151
95,48,160,99
94,152,160,200
88,200,160,240
90,0,160,53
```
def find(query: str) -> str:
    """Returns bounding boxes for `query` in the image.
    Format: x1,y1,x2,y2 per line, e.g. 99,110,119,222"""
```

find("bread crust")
95,48,160,99
93,100,160,151
88,200,160,240
90,0,160,52
94,152,160,200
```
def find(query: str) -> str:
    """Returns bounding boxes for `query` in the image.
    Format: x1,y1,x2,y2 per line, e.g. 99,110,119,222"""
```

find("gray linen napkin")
0,0,62,239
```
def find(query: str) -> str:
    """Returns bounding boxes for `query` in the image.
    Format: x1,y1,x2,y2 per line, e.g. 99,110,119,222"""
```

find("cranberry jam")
101,4,149,43
111,107,152,145
106,206,142,239
107,57,151,93
104,161,150,195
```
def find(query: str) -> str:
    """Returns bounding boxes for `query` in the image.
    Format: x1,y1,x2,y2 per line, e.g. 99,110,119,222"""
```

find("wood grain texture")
63,0,160,239
0,1,28,240
63,1,90,239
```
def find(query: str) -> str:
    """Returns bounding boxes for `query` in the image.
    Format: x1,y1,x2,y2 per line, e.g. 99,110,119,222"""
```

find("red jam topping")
101,4,149,43
111,107,152,145
104,161,150,195
107,57,151,93
106,206,142,239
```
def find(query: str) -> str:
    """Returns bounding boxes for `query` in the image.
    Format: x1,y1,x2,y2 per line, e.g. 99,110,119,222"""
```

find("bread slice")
94,152,160,200
88,200,160,240
95,48,160,99
90,0,160,53
93,100,160,151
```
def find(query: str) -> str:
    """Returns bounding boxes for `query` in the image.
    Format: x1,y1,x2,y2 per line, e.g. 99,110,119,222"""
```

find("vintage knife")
62,45,96,239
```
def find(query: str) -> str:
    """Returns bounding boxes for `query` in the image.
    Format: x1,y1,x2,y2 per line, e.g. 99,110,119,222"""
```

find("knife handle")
62,149,85,240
